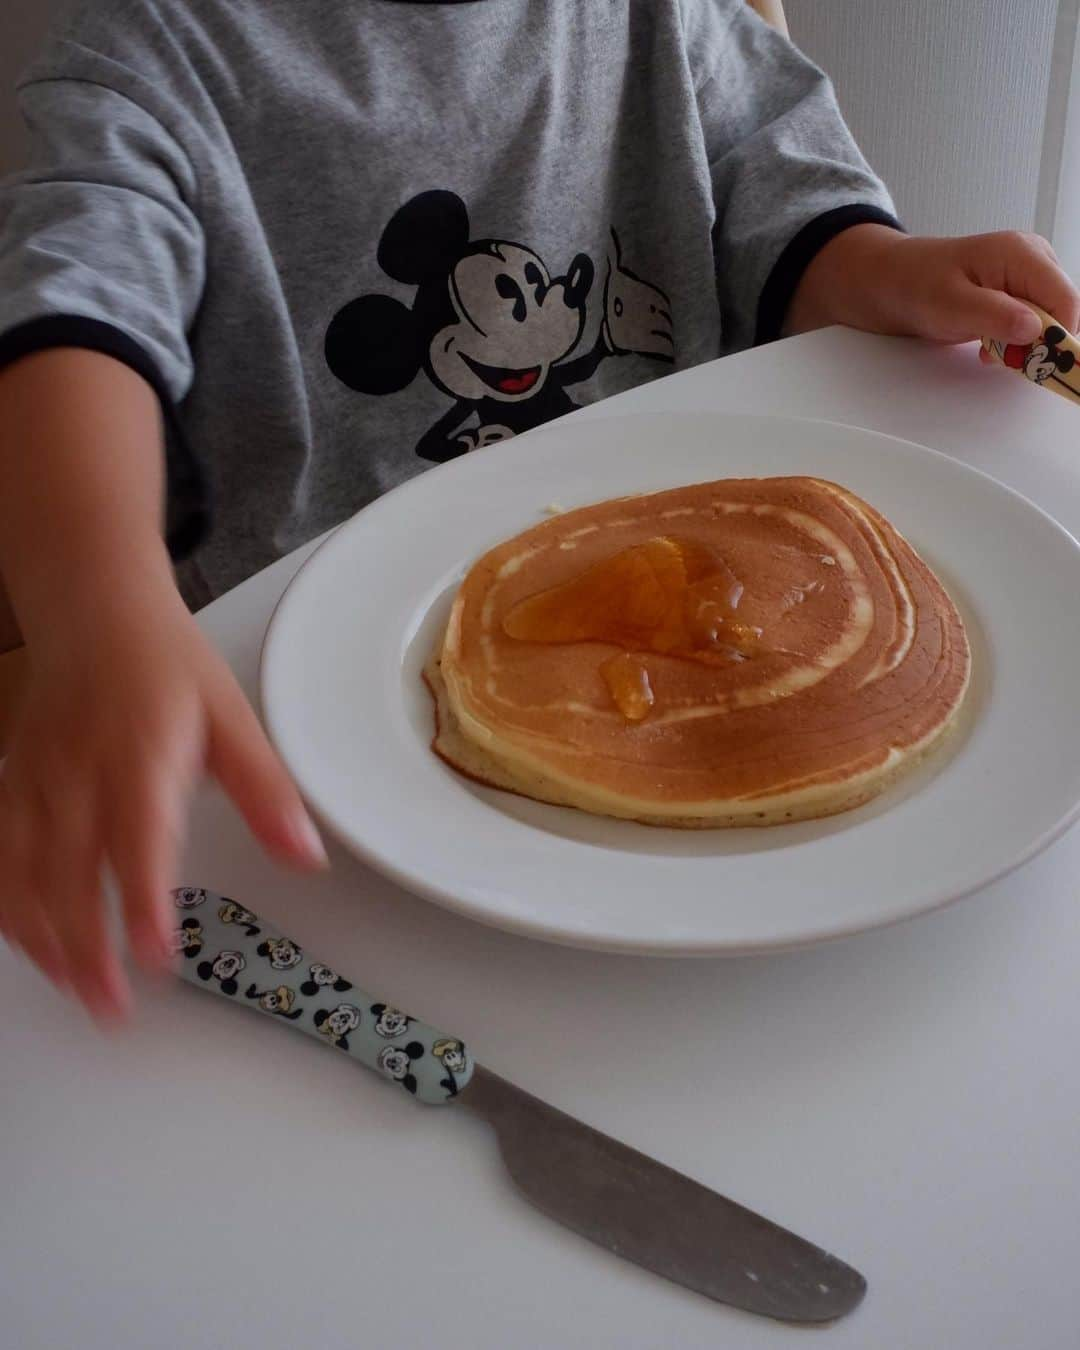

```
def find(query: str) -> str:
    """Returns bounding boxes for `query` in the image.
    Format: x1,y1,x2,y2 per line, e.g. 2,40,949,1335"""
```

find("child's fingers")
0,868,71,988
206,676,328,870
11,908,71,989
1011,244,1080,335
0,788,71,988
40,815,126,1018
0,786,27,944
51,869,130,1023
956,285,1043,346
36,797,101,991
106,760,192,973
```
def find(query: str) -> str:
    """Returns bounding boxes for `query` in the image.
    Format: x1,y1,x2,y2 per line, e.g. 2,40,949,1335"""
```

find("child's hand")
787,224,1080,349
0,592,327,1022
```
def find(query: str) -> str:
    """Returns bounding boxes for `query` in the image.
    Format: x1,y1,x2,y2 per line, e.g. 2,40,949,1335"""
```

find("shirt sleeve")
0,60,209,556
682,0,902,352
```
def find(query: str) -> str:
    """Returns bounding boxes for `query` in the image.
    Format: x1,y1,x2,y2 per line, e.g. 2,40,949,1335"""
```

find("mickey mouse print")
325,190,673,462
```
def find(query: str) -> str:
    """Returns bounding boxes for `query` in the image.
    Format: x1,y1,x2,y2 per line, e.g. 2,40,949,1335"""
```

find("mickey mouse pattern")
313,1003,363,1049
377,1042,425,1095
1003,326,1076,387
174,887,208,909
984,318,1080,405
371,1003,411,1038
300,963,353,996
325,189,673,464
170,888,472,1104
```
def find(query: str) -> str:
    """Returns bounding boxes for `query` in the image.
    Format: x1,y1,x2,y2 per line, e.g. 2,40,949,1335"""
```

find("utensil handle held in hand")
982,303,1080,406
170,888,473,1104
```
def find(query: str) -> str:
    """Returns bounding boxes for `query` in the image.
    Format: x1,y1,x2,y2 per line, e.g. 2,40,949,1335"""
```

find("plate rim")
259,411,1080,956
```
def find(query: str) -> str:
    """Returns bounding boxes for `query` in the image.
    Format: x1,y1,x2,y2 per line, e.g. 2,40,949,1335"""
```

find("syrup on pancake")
428,477,970,827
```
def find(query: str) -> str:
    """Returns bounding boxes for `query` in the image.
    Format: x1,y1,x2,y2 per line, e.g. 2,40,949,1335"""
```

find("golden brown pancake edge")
426,476,971,827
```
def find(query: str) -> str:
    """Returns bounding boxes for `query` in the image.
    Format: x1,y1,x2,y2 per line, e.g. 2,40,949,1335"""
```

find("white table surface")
3,328,1079,1350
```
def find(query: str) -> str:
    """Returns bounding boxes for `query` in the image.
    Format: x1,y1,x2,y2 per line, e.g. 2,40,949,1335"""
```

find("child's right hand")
0,588,327,1021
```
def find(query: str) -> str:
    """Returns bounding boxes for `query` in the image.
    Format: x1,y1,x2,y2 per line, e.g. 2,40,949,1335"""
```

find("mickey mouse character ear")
325,294,427,395
377,190,471,285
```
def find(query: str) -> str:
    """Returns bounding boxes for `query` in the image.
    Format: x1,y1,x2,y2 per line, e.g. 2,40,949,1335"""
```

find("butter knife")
170,886,866,1323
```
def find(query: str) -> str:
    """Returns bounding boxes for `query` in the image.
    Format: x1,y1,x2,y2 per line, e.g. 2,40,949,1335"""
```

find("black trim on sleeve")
0,315,209,560
754,204,905,347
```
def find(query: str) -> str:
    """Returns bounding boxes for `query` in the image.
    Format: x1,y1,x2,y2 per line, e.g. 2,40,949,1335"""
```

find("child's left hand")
787,224,1080,352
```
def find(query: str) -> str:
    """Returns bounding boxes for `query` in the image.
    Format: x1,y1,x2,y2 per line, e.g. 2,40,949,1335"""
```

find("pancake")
425,477,970,827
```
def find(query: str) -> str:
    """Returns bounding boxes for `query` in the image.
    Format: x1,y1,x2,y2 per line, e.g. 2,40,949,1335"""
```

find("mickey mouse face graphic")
1023,326,1076,384
370,1003,411,1039
326,189,672,463
428,242,593,404
257,937,303,971
196,950,246,996
1000,324,1076,387
300,963,353,997
377,1042,426,1094
174,887,207,910
313,1003,362,1049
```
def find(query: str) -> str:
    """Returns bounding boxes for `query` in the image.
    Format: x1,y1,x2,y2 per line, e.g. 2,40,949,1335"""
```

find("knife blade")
170,887,866,1323
464,1066,864,1322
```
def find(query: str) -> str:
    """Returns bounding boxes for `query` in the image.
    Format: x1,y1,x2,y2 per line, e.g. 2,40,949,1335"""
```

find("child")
0,0,1076,1020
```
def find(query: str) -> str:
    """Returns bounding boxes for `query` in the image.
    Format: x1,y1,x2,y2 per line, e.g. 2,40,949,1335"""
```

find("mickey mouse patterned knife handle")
982,302,1080,406
170,887,473,1105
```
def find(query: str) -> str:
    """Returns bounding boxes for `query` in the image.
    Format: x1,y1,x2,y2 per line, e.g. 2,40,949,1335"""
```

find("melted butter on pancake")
428,476,971,827
599,652,655,721
502,536,765,708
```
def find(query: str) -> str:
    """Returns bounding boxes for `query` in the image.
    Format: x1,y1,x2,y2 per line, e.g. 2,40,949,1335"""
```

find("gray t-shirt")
0,0,896,597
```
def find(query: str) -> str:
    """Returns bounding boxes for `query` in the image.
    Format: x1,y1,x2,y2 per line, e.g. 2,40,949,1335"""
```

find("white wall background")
790,0,1080,282
1048,1,1080,276
789,0,1069,238
1,1,1078,251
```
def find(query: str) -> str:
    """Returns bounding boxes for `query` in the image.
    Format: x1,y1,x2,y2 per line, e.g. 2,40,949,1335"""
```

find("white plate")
261,412,1080,955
